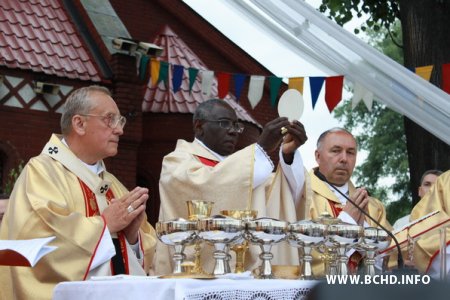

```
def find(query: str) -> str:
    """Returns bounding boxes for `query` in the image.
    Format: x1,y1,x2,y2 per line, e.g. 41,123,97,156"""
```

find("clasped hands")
257,117,307,164
343,187,369,225
102,187,148,244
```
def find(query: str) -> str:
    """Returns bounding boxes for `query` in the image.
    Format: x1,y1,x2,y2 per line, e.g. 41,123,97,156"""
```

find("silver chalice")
246,217,288,279
156,218,197,274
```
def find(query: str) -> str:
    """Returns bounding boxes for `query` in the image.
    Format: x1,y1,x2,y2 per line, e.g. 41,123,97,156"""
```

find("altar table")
53,276,317,300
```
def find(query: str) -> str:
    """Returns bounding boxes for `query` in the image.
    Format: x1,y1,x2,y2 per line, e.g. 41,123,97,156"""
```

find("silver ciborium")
288,220,326,279
156,218,197,274
327,223,363,275
197,215,244,275
356,227,390,276
246,217,288,279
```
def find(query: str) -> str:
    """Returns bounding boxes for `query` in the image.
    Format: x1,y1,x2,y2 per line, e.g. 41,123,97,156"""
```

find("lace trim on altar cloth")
184,287,311,300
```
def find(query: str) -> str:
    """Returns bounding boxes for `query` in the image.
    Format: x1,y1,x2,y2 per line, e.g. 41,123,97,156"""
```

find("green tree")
334,22,410,223
318,0,450,209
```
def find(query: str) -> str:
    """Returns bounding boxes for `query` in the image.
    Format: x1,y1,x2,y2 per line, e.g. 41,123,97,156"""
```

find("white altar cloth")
52,276,317,300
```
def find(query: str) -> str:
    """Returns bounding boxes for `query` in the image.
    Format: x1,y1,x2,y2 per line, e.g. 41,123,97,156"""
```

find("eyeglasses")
80,114,127,129
203,119,244,133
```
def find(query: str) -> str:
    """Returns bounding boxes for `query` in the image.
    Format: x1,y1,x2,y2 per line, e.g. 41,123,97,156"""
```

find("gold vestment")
305,169,391,277
0,134,156,299
410,170,450,274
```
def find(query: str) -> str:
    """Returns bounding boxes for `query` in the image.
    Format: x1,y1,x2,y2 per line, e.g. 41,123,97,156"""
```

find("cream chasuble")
154,139,306,275
305,169,391,277
0,134,156,300
410,170,450,275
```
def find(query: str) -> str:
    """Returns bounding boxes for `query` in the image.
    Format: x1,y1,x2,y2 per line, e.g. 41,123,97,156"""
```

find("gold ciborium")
186,200,214,274
221,210,258,273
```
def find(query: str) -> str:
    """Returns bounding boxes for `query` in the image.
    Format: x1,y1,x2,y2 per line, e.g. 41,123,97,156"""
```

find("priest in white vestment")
155,98,309,275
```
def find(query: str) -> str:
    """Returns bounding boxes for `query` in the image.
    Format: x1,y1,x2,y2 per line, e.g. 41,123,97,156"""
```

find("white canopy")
223,0,450,145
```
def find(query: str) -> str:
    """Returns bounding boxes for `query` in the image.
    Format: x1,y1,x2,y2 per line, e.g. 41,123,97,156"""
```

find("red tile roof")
142,25,260,126
0,0,101,81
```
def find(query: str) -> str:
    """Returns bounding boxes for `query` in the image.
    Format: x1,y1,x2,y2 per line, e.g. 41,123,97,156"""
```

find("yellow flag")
150,58,160,87
288,77,304,94
415,65,433,82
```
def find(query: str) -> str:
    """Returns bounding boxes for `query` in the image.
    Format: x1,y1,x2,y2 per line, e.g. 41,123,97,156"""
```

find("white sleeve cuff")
253,144,274,188
279,149,305,203
428,245,450,280
128,237,143,260
90,228,116,271
337,211,370,228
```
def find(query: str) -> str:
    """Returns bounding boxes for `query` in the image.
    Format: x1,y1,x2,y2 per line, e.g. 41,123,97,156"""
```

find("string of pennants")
141,58,450,113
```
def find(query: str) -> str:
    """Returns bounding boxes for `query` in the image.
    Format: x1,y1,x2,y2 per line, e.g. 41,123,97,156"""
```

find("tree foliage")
333,22,410,223
318,0,400,35
319,0,450,222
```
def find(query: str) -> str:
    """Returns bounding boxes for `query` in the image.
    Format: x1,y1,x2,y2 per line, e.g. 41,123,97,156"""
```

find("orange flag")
288,77,304,94
415,65,433,82
150,58,160,87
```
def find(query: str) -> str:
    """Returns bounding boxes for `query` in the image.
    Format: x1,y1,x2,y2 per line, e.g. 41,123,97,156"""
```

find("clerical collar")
194,138,227,162
61,138,104,175
326,182,349,204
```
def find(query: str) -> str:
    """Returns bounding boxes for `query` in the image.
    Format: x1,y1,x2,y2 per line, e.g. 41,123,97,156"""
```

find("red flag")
325,76,344,112
217,72,231,99
442,63,450,94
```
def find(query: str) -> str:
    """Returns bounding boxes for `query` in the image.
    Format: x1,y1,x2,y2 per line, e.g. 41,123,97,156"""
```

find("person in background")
410,169,450,278
393,169,443,230
0,86,156,299
155,98,308,275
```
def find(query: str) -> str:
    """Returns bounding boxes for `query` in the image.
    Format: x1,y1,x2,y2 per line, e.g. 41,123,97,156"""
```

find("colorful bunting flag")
309,77,325,109
325,75,344,112
269,76,283,107
352,82,373,111
201,70,214,97
288,77,304,94
188,67,199,93
157,61,169,88
248,76,265,109
150,58,160,87
217,72,231,99
139,55,150,81
415,65,433,82
442,63,450,94
172,64,184,93
233,74,246,102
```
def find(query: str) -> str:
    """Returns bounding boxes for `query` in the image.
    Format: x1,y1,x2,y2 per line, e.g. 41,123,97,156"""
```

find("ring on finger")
281,126,288,135
127,205,134,214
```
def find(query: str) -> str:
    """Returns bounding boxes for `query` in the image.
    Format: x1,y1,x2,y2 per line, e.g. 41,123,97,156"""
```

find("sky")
183,0,368,169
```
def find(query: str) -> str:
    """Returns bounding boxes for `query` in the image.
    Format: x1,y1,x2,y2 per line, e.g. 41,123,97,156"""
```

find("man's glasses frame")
203,119,244,133
80,114,127,129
